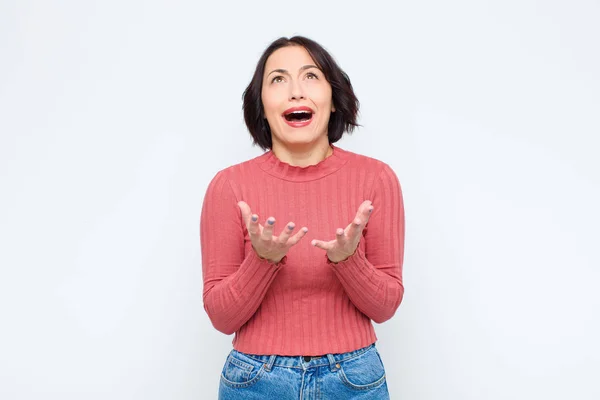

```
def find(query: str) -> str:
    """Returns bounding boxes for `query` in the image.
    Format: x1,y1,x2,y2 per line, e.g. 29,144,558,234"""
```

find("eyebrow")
267,65,319,77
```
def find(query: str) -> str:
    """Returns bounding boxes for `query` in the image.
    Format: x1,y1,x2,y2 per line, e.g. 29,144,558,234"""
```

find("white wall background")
1,1,599,399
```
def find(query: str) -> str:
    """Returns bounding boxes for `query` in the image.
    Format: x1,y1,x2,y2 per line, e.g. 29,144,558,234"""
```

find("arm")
200,171,285,335
327,164,405,323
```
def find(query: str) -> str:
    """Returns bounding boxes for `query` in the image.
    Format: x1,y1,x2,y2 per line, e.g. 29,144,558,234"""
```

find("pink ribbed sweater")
200,145,405,356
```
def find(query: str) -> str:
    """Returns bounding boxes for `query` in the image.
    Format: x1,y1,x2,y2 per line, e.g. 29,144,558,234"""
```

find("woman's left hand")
311,200,374,263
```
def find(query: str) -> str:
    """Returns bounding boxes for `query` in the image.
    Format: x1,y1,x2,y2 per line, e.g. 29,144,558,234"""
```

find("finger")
247,213,262,239
311,239,334,251
287,227,309,246
277,222,296,244
355,200,373,223
334,228,348,247
238,201,262,239
345,201,373,237
344,217,364,241
362,203,374,223
237,201,252,226
261,217,276,241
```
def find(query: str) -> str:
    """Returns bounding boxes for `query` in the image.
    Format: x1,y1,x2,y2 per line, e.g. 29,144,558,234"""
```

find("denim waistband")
232,343,376,371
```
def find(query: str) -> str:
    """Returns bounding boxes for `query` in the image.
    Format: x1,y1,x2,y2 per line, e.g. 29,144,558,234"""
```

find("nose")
289,80,305,101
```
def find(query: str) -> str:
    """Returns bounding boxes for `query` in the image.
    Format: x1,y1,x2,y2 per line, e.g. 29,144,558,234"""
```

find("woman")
200,36,405,399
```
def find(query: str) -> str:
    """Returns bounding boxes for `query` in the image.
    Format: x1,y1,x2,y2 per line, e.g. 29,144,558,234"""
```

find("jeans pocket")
220,351,266,389
337,347,387,390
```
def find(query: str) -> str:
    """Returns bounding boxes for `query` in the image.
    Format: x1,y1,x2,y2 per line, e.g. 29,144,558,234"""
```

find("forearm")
203,251,285,334
328,248,404,323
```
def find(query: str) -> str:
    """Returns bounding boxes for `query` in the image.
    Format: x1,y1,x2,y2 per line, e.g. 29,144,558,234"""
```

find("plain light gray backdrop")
1,0,599,399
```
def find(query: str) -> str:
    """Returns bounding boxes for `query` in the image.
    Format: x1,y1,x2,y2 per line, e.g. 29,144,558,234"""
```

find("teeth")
288,110,311,114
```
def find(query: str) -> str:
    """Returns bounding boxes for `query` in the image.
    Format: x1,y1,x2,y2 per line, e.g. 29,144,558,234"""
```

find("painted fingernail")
252,215,258,222
288,224,295,230
268,219,275,225
302,227,308,233
369,207,373,213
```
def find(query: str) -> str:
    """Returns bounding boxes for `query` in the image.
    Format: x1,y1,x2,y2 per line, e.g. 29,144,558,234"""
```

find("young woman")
200,35,405,399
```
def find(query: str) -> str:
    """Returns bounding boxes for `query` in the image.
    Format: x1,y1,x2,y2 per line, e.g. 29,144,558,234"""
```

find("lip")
282,106,315,116
282,106,314,128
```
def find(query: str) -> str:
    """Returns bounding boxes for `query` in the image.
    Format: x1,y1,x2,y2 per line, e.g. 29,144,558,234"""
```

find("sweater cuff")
231,251,287,294
326,246,367,267
251,250,288,268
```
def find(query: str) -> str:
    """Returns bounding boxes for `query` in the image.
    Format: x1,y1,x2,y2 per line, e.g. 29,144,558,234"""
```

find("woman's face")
261,45,335,148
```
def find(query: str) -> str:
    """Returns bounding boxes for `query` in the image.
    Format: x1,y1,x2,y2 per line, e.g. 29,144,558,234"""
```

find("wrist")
255,251,285,265
328,248,357,264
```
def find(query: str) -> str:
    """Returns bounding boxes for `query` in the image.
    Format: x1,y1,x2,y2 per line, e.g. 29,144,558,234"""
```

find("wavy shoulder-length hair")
242,36,360,151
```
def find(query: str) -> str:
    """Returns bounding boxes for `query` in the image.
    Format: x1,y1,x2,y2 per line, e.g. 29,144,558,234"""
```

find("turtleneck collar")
256,144,350,182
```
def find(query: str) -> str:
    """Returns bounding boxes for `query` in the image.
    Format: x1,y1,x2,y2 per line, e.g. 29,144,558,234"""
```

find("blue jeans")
218,343,390,399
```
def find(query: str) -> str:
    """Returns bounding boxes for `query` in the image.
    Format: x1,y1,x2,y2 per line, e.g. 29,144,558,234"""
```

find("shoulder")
335,146,397,179
209,151,268,181
204,151,269,198
335,147,402,201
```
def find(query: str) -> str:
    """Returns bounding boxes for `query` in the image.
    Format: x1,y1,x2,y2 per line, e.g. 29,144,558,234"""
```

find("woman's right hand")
237,201,308,264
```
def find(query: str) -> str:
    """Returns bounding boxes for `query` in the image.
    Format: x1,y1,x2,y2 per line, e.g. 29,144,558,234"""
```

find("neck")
271,137,333,168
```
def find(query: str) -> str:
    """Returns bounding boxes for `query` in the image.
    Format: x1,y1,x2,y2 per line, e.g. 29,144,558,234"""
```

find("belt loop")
264,355,277,372
326,354,339,372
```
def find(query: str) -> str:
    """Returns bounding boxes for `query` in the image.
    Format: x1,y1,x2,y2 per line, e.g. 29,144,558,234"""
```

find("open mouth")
283,110,313,122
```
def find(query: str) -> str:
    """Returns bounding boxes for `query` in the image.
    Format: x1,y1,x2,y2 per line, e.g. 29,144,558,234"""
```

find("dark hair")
242,36,360,151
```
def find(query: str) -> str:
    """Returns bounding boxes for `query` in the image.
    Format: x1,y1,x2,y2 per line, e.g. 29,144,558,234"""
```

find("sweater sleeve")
200,170,286,335
327,164,405,323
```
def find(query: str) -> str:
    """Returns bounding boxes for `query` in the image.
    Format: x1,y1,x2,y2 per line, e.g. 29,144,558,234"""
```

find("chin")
277,132,316,144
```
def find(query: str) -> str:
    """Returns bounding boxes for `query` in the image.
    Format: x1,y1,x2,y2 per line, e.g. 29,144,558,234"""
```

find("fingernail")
302,227,308,233
288,224,295,230
251,215,258,222
268,219,275,225
369,208,373,213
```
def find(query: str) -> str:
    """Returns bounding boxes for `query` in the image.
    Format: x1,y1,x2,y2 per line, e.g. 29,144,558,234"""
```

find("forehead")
264,46,316,72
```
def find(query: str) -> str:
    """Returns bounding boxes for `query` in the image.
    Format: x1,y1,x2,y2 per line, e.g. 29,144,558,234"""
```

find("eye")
306,72,318,79
271,75,284,83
